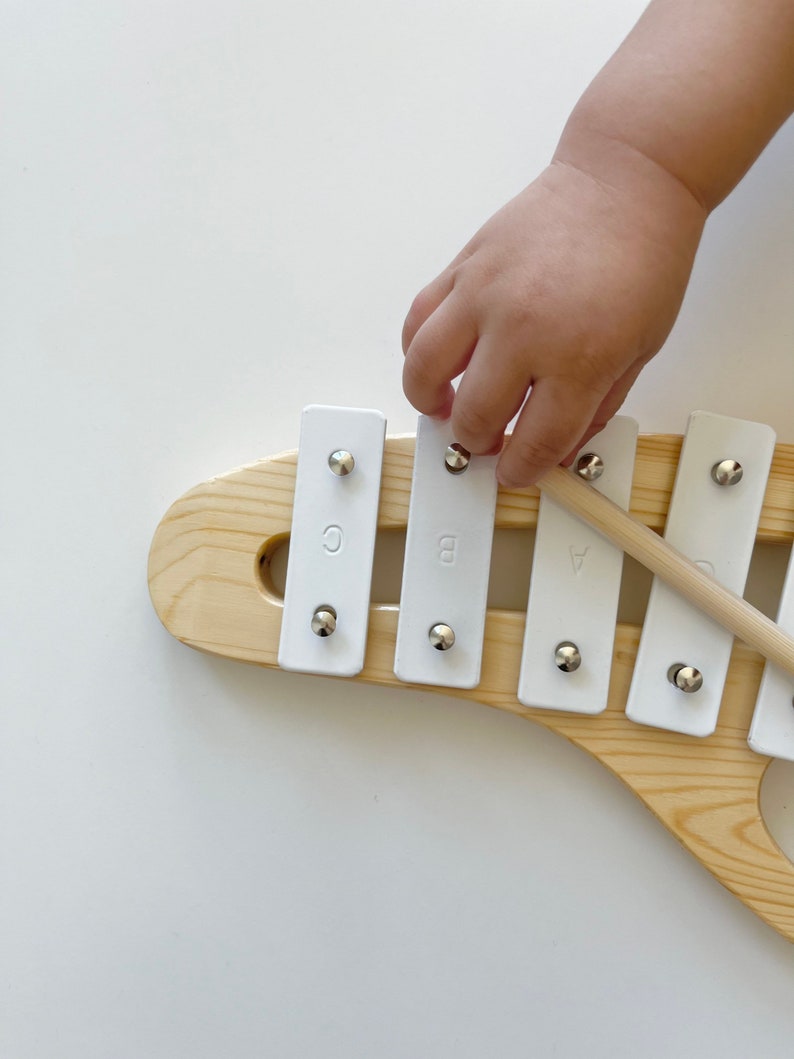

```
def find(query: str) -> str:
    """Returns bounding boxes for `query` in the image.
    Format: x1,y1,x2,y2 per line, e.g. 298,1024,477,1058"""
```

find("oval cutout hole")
760,758,794,863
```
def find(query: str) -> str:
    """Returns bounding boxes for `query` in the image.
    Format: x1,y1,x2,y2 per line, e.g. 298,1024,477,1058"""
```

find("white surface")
394,416,498,688
279,405,385,677
750,548,794,761
3,1,794,1056
518,416,637,713
627,412,776,736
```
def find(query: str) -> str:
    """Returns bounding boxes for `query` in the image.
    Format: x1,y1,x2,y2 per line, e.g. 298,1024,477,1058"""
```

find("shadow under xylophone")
148,405,794,944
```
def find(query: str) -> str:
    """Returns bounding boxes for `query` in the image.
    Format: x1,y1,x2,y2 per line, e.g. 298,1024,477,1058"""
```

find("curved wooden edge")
366,610,794,943
148,434,794,943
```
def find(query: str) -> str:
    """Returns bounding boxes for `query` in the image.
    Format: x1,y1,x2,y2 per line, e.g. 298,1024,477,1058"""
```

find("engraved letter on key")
569,546,590,575
323,524,343,555
439,535,457,564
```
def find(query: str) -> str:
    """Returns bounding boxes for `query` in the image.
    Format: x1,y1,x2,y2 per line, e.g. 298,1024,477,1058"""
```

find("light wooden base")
148,434,794,943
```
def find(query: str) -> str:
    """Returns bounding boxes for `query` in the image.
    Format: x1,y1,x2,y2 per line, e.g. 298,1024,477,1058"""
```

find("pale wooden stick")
537,464,794,677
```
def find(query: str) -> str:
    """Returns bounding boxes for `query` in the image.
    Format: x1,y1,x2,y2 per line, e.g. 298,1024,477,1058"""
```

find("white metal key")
518,416,638,713
394,416,498,688
278,405,385,677
749,548,794,761
626,411,775,737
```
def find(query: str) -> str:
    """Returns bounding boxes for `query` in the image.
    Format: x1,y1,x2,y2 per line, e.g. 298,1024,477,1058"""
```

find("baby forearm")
401,0,794,487
556,0,794,212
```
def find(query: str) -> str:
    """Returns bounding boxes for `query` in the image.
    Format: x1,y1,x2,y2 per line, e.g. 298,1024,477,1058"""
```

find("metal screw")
667,663,703,693
711,459,743,487
429,623,455,650
328,450,355,476
311,606,337,637
575,453,604,482
555,641,582,672
444,443,471,475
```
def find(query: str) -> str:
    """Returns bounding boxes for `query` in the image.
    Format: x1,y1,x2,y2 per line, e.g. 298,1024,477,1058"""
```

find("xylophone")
148,406,794,943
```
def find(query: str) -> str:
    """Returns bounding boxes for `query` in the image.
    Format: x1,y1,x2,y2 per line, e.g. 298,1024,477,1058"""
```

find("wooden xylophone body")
148,417,794,944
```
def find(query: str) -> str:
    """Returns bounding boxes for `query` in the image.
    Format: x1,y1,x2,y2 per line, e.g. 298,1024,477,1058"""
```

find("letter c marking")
323,525,343,554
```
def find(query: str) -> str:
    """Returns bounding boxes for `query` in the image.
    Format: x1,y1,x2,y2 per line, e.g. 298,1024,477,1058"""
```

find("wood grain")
148,434,794,943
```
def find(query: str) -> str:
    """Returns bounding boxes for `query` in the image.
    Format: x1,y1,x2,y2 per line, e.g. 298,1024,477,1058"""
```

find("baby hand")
402,158,705,486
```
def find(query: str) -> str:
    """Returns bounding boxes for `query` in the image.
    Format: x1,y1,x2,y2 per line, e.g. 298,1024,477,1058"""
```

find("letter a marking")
570,545,590,574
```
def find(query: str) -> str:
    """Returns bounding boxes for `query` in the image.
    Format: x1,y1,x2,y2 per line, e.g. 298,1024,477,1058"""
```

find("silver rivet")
328,450,355,476
444,443,471,475
711,459,743,487
575,453,604,481
429,623,455,650
667,663,703,693
555,641,581,672
311,606,337,637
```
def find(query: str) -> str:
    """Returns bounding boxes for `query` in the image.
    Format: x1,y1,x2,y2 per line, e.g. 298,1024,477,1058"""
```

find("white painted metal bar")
749,548,794,761
394,415,498,688
278,405,386,677
518,416,638,713
626,411,775,737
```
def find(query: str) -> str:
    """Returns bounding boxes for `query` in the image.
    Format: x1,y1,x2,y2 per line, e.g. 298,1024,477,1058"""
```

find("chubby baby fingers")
401,270,454,354
449,339,534,455
402,291,477,418
496,376,606,488
560,361,646,465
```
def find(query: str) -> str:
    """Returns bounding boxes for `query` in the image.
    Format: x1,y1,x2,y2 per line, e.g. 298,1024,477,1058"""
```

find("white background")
3,1,794,1056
